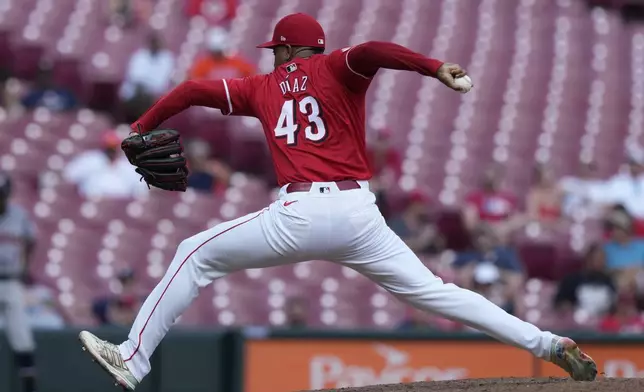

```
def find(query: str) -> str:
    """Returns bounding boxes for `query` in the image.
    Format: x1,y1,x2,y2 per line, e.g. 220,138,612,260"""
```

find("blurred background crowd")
1,0,644,337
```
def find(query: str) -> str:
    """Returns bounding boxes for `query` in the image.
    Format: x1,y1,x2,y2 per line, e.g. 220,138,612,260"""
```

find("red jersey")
465,190,517,222
132,41,443,186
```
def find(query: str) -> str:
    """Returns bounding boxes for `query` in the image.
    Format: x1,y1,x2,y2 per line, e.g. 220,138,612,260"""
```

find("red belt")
286,180,361,193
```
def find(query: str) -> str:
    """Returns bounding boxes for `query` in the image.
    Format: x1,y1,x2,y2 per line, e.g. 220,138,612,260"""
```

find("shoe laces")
97,340,128,370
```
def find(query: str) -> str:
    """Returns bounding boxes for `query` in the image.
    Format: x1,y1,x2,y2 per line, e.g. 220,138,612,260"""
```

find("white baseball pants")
0,280,36,353
119,181,555,381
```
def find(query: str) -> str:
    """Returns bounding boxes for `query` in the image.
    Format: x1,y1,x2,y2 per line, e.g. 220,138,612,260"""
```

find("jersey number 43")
274,96,328,146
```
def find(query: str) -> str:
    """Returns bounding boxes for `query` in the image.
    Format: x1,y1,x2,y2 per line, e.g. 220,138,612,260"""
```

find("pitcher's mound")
310,377,643,392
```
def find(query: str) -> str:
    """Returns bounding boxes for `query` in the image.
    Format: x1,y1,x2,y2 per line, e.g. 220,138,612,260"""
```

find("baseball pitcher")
0,173,37,392
79,13,597,390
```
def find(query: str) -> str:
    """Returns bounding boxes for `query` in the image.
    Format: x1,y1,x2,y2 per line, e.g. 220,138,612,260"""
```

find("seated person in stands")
63,129,147,198
603,209,644,271
366,128,401,221
105,296,139,327
109,0,135,27
389,190,443,255
598,291,644,333
463,165,520,241
554,243,616,317
453,224,523,312
602,209,644,302
586,146,644,234
526,164,563,224
21,62,77,112
120,32,175,123
284,296,308,328
92,268,142,326
184,138,231,194
367,128,402,187
397,307,433,330
189,27,255,81
471,262,515,315
559,161,602,218
108,0,152,28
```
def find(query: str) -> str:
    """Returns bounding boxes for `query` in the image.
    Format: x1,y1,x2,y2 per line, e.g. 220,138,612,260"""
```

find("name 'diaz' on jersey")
279,63,308,96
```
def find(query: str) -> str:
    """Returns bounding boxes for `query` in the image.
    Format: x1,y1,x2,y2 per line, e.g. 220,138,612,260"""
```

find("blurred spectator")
526,165,563,224
109,0,134,27
559,161,602,217
397,308,433,330
463,166,519,240
621,1,644,23
598,292,644,334
602,209,644,271
120,32,175,123
367,128,402,190
2,77,23,113
0,279,65,330
602,208,644,304
22,277,65,329
92,268,141,326
189,27,255,81
63,129,148,198
389,190,443,254
21,63,77,112
471,262,514,314
108,0,153,28
554,243,616,317
453,224,523,312
185,138,232,194
185,0,237,23
0,64,12,107
589,145,644,220
0,172,36,281
284,296,308,328
367,128,401,220
106,296,139,327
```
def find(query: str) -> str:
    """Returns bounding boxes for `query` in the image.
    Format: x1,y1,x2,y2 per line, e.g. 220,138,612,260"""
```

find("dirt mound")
309,377,644,392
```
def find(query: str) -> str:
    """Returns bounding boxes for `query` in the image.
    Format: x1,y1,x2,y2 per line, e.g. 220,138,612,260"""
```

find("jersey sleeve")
132,77,261,132
326,47,372,93
221,76,261,117
327,41,444,93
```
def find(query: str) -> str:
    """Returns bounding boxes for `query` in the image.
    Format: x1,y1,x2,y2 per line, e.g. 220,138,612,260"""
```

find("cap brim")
256,41,279,48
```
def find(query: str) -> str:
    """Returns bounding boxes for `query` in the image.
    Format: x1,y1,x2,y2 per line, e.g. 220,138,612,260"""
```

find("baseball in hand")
454,75,473,93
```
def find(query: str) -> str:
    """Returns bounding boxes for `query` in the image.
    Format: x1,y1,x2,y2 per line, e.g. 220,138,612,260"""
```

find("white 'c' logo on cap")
280,36,286,41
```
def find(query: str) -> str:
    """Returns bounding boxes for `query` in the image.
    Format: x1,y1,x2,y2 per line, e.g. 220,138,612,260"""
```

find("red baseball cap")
101,129,121,148
408,189,431,205
257,13,326,49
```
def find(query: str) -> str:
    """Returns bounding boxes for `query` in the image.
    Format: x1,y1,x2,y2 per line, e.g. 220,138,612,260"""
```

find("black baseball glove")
121,129,189,192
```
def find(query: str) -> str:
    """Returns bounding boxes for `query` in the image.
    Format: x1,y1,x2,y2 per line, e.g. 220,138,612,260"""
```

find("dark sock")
15,352,36,392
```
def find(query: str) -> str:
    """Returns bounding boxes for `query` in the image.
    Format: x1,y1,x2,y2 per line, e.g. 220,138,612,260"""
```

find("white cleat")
550,337,597,381
79,331,139,391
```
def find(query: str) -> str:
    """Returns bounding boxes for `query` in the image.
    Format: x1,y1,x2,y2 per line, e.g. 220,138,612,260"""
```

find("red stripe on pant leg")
124,210,265,362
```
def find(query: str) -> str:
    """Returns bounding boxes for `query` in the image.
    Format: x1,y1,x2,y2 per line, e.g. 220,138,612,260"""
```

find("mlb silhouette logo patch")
318,39,324,44
286,63,297,73
319,187,331,194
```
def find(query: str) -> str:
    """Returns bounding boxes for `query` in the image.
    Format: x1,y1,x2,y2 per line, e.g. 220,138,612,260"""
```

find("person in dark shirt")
184,138,231,194
454,224,524,273
388,190,443,254
284,296,308,328
92,268,141,326
397,307,433,330
554,243,616,317
454,223,524,312
21,63,77,111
